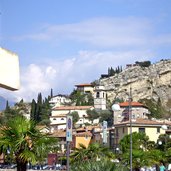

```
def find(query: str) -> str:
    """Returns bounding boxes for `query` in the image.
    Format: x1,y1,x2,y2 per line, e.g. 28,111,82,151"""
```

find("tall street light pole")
129,87,132,171
112,103,121,152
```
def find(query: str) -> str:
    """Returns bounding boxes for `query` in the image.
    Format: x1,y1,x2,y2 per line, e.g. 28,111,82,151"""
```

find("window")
96,92,100,98
116,128,119,136
157,127,160,133
122,127,125,133
139,128,145,133
132,114,136,119
85,135,88,140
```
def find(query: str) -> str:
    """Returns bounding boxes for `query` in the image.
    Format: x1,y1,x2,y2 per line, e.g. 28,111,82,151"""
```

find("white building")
49,94,71,108
94,85,107,110
75,83,94,94
50,105,98,131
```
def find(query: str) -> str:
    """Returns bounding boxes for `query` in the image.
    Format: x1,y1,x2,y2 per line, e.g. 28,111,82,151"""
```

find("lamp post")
112,87,132,171
128,87,132,171
112,103,121,152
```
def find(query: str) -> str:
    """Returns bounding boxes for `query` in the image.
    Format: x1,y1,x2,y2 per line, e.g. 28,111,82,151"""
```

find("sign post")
103,121,108,144
66,115,72,171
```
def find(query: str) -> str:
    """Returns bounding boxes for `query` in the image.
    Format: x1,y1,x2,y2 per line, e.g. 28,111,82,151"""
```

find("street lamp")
112,87,132,171
128,87,133,171
112,103,121,152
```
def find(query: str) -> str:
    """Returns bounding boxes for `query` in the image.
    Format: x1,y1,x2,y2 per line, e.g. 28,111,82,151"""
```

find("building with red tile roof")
112,118,171,149
113,101,150,125
119,101,147,108
75,83,94,94
50,105,98,131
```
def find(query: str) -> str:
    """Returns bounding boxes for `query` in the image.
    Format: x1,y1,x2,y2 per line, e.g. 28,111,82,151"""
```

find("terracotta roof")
53,106,94,110
119,102,145,107
51,130,66,137
75,83,93,87
76,125,100,132
50,130,92,138
74,131,92,137
115,118,171,126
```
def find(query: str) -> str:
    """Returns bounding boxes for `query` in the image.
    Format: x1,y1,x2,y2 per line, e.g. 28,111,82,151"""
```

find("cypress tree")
50,88,53,98
36,93,43,122
30,99,37,121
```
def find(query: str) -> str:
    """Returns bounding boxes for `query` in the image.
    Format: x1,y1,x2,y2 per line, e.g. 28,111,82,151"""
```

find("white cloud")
15,17,152,47
15,16,171,48
3,16,167,102
0,49,154,103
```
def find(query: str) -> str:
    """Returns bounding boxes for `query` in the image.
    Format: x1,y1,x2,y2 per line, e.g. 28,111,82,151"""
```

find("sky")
0,0,171,102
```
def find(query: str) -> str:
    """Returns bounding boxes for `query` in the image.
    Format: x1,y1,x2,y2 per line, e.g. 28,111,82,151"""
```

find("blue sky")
0,0,171,102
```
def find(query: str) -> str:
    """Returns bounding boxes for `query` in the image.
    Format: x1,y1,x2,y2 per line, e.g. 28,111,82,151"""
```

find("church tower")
94,85,106,110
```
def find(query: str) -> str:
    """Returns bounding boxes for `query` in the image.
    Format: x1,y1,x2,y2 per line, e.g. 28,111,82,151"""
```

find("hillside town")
1,50,171,170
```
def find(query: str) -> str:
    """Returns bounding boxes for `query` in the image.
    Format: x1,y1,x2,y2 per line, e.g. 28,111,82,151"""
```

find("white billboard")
0,47,20,91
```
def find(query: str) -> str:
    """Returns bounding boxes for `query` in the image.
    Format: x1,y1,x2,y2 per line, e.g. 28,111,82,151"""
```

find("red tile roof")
50,130,66,137
76,125,100,132
75,83,93,87
53,106,94,110
115,118,171,126
119,102,145,107
74,131,92,137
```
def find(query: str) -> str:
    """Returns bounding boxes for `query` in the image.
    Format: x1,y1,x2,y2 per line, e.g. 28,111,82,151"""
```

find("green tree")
70,143,114,165
135,61,151,67
86,109,99,124
119,132,155,170
35,93,43,122
71,159,118,171
30,93,51,125
30,99,37,121
70,111,79,128
0,115,57,171
99,110,113,127
50,88,53,98
70,89,93,106
140,98,166,119
40,97,51,125
1,104,20,124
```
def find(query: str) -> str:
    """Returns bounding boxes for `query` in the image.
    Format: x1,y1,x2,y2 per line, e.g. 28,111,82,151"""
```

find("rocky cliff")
99,59,171,112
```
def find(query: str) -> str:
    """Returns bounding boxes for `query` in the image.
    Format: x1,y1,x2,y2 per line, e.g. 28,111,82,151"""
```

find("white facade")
49,95,71,107
75,83,94,94
94,85,106,110
50,106,98,130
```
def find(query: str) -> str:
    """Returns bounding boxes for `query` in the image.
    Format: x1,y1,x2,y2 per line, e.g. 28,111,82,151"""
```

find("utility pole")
129,87,132,171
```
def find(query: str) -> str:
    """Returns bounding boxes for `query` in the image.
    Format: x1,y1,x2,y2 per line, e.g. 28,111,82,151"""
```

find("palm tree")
119,132,156,170
70,143,115,164
0,115,57,171
70,159,117,171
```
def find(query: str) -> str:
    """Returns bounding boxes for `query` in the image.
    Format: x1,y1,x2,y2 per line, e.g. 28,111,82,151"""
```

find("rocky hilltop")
99,59,171,112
